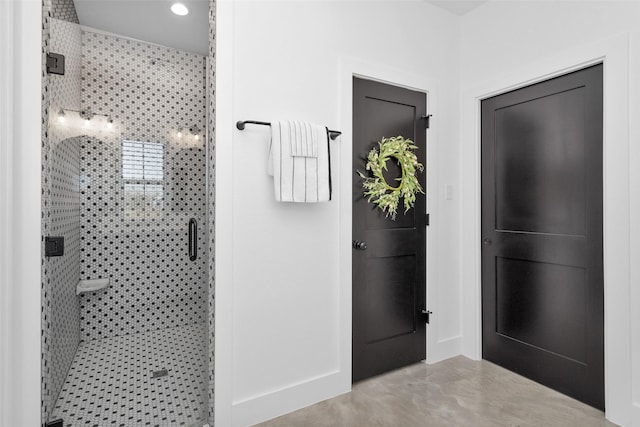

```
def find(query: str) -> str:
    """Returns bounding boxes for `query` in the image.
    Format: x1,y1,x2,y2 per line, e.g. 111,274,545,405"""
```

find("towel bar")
236,120,342,140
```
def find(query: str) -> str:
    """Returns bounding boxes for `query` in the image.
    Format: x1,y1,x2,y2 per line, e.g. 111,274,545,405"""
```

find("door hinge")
425,213,430,226
421,309,432,324
421,114,432,129
46,52,65,75
45,236,65,257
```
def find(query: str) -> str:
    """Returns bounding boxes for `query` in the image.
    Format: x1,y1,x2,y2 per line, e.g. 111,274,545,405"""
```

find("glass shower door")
44,18,209,426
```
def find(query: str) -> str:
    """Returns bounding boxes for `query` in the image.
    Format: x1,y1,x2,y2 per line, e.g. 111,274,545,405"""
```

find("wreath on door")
357,136,424,220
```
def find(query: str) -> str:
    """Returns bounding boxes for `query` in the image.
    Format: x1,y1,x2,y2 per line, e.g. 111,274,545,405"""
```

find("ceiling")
426,0,487,16
74,0,209,55
73,0,486,56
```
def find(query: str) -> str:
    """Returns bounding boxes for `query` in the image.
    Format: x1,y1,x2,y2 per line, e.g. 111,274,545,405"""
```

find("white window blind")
122,140,164,181
122,141,164,219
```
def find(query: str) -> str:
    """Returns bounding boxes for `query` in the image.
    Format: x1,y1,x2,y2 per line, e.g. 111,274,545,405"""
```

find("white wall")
459,2,640,426
0,0,42,426
215,1,462,425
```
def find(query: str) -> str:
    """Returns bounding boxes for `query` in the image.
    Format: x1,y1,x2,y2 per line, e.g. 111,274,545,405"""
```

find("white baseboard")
631,403,640,427
426,335,462,364
232,371,349,427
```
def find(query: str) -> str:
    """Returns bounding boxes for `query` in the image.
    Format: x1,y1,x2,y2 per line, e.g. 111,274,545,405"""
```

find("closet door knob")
482,237,492,246
353,240,367,250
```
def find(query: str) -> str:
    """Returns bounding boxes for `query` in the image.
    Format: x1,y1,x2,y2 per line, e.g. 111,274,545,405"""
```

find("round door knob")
482,238,492,245
353,240,368,250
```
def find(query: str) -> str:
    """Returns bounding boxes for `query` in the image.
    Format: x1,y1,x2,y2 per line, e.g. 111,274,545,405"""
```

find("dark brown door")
352,77,427,383
481,64,604,409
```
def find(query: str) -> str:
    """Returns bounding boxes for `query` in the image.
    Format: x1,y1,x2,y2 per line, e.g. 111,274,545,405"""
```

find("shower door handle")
189,218,198,261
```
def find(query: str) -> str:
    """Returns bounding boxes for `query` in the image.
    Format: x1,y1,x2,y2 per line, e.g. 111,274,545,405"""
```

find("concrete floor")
257,356,616,427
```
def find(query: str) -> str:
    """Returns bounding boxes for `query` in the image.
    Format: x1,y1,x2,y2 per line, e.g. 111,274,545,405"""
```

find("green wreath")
358,136,424,220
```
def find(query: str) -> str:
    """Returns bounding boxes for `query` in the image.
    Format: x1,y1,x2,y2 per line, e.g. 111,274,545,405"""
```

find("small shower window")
122,140,164,220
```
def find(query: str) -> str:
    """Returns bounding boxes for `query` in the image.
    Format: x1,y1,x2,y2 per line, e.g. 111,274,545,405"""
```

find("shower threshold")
50,323,208,426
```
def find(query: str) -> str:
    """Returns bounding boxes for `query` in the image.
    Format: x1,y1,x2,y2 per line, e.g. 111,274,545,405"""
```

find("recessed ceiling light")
171,3,189,16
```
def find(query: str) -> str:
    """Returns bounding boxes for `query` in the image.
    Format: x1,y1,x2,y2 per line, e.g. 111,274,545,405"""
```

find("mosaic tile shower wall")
41,17,83,424
78,30,208,341
51,0,78,24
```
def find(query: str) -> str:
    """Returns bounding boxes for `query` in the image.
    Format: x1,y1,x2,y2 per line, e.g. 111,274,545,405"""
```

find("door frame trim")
338,57,456,368
214,0,234,425
0,0,42,425
460,34,632,425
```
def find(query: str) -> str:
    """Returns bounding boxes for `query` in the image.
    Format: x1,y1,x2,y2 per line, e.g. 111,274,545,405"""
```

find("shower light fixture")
171,3,189,16
57,108,112,128
177,128,183,138
190,126,201,140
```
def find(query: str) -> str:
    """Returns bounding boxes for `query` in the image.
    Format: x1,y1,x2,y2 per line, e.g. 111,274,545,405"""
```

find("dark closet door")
352,77,427,383
481,64,604,409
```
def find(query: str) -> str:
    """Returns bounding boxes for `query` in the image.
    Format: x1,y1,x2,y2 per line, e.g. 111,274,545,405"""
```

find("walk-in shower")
41,1,215,425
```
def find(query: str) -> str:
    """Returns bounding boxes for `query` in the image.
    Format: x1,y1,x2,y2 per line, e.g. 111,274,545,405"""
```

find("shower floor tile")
51,323,208,427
